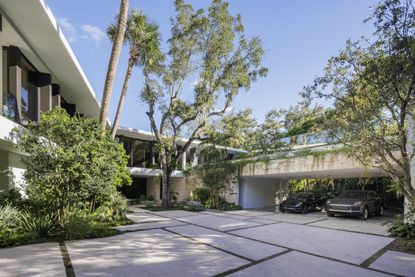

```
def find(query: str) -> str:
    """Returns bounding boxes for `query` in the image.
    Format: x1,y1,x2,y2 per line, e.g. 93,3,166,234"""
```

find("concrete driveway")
1,208,414,277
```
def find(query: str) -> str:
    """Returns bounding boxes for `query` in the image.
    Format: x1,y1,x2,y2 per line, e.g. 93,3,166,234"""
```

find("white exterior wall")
239,177,279,209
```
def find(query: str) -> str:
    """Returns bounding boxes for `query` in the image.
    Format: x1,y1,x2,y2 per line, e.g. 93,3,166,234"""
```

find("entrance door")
119,177,147,199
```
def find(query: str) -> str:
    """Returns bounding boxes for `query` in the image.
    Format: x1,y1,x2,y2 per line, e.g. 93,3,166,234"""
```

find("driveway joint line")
212,249,293,277
162,227,255,263
59,241,75,277
139,210,398,276
303,217,329,225
360,240,396,268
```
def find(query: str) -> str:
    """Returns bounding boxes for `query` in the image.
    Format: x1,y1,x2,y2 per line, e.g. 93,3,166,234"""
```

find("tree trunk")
99,0,129,132
110,60,134,138
161,161,171,208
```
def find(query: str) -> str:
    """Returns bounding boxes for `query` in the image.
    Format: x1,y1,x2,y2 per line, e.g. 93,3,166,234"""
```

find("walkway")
0,208,414,277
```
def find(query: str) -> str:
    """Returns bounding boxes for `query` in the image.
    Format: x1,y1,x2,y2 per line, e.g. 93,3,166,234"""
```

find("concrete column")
182,151,186,170
38,73,52,114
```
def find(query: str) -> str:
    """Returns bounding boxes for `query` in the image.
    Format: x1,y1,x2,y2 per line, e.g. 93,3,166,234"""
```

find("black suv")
280,192,327,214
325,190,384,220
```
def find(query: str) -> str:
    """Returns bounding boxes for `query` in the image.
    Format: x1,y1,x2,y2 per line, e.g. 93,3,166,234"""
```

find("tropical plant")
0,203,21,230
18,212,58,239
108,10,163,138
141,0,267,207
99,0,129,132
183,200,204,211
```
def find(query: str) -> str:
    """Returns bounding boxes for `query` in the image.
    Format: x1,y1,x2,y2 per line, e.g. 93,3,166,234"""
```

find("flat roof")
0,0,101,118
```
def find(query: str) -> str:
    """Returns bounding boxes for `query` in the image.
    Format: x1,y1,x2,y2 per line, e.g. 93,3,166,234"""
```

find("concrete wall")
240,152,382,179
239,177,279,209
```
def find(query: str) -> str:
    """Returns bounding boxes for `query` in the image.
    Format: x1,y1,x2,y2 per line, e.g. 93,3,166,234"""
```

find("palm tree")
99,0,129,132
108,10,163,138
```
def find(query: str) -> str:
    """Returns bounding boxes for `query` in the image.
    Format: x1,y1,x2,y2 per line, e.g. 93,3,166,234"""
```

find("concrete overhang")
0,0,100,118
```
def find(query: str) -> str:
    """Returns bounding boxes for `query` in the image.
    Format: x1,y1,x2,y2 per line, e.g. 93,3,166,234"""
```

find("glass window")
132,139,152,168
20,57,37,125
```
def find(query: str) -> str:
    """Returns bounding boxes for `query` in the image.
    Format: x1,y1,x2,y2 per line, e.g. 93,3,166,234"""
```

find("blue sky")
46,0,379,130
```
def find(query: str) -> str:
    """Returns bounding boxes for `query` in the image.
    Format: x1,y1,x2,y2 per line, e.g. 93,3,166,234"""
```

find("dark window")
20,56,37,124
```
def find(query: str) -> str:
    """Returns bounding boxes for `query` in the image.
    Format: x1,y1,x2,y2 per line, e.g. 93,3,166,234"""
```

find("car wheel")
279,206,285,213
360,207,369,220
302,205,309,214
327,212,334,217
378,205,384,216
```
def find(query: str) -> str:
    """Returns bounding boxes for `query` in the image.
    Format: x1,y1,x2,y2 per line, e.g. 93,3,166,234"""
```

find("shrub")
0,189,23,207
63,214,119,240
0,228,35,248
183,200,204,211
18,212,59,239
0,203,22,229
93,191,127,222
193,187,211,204
386,207,415,239
13,108,131,227
139,194,146,203
143,200,157,208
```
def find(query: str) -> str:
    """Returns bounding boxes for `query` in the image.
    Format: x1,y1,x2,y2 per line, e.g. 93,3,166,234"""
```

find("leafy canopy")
13,108,131,226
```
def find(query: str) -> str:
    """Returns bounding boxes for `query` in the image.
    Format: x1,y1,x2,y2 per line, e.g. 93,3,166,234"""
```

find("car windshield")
289,193,311,200
339,191,366,199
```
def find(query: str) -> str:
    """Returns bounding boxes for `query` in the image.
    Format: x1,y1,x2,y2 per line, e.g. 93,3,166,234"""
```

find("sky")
45,0,379,131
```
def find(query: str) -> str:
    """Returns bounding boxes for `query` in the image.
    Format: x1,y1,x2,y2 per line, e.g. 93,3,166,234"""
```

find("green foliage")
143,200,157,208
18,212,59,239
140,0,267,207
13,108,131,227
303,0,415,206
183,200,204,211
0,203,22,230
0,189,23,207
93,191,128,223
195,147,238,209
63,213,120,241
387,207,415,239
0,228,35,248
193,187,211,204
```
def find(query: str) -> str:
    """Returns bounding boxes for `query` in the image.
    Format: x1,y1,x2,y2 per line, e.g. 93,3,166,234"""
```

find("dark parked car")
325,190,384,220
279,192,327,214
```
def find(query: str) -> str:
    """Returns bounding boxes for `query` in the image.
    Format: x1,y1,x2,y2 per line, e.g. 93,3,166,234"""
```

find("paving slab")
127,206,147,213
150,210,200,218
115,220,187,232
258,213,326,224
247,218,279,224
178,214,263,232
309,217,390,236
228,251,390,277
200,211,251,220
66,229,248,277
127,212,169,223
369,250,415,276
230,222,394,264
167,225,286,261
223,210,276,217
0,242,66,277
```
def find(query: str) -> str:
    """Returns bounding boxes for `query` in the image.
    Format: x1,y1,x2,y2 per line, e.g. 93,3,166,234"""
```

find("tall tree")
108,10,163,138
141,0,267,207
304,0,415,207
99,0,129,132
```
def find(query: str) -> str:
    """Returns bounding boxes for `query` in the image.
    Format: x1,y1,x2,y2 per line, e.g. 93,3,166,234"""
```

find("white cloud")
57,18,106,46
81,24,106,45
57,17,78,43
